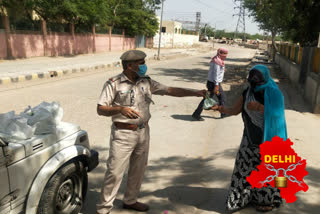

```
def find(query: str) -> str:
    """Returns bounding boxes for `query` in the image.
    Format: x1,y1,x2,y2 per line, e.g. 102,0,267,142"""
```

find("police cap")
120,50,146,61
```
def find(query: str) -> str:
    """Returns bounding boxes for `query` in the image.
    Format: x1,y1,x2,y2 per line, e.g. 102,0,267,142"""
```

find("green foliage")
200,24,280,42
215,30,233,39
282,0,320,46
200,25,215,37
244,0,320,46
108,0,159,36
0,0,160,36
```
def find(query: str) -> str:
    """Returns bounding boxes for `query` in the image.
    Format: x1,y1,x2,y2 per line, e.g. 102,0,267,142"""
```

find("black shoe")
220,113,227,118
123,202,149,212
192,114,204,121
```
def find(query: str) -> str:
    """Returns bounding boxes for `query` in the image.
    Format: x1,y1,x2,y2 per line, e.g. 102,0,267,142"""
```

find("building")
160,20,182,34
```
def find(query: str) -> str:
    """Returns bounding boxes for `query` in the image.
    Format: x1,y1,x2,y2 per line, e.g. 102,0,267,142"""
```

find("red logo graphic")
246,136,309,203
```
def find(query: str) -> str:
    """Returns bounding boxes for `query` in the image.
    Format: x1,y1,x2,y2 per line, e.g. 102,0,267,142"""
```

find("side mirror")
0,137,8,147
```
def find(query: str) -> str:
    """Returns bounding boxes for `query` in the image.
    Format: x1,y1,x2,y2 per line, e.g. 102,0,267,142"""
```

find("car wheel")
37,161,88,214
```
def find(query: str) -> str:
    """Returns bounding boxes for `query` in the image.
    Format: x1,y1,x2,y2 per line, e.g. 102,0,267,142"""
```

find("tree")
244,0,294,55
107,0,160,36
200,24,215,38
0,0,161,36
244,0,320,47
282,0,320,46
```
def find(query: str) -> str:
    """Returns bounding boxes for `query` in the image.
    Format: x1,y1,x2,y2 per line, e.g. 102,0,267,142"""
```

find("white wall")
153,33,199,48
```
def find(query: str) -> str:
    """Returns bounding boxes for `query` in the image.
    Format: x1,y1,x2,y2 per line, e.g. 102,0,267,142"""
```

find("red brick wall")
47,33,73,56
0,32,7,59
11,33,44,58
123,37,135,50
95,34,109,53
0,31,137,59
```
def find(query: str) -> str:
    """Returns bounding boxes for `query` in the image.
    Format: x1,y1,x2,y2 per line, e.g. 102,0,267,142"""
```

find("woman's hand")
210,105,220,111
247,101,264,113
211,105,224,113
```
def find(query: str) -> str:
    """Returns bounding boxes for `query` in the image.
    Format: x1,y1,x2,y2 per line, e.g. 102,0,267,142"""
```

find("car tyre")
37,161,88,214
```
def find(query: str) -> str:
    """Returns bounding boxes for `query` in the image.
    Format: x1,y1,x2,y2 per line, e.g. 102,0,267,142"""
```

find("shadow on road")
82,127,319,214
142,186,228,213
170,114,196,121
171,114,221,121
225,58,252,63
152,67,208,84
82,148,237,213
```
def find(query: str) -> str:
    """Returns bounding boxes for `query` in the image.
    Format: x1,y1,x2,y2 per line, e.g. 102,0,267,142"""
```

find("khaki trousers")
96,124,150,214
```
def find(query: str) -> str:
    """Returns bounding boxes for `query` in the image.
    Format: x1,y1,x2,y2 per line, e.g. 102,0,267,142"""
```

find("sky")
156,0,263,35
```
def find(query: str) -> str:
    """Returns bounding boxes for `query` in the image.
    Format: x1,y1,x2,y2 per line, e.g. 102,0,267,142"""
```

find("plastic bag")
22,102,63,135
0,102,64,141
0,111,35,141
27,108,56,135
28,102,63,124
203,92,218,110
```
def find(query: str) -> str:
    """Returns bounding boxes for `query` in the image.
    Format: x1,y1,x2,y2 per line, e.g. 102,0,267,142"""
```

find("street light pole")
157,0,164,60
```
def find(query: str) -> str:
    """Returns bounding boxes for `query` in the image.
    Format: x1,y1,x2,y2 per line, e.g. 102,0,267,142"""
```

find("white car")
0,122,98,214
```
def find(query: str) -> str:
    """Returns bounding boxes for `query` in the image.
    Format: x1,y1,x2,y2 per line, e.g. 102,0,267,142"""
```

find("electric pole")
157,0,165,60
195,12,201,32
233,0,246,42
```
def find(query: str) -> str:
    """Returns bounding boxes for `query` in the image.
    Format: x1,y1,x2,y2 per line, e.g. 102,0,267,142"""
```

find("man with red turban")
192,47,228,120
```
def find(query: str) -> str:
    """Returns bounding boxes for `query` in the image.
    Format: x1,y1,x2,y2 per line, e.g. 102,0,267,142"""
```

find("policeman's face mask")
134,60,147,77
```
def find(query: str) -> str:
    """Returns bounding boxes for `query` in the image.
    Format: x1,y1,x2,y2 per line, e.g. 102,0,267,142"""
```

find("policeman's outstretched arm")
167,87,206,97
97,105,141,119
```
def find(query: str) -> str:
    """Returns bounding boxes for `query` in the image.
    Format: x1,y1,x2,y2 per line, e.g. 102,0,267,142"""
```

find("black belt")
114,122,147,131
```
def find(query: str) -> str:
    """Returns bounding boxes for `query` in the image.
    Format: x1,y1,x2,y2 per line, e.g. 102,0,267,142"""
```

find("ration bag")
203,92,218,110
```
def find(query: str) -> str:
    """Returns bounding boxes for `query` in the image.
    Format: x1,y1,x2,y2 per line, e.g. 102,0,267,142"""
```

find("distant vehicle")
199,35,209,42
0,122,98,214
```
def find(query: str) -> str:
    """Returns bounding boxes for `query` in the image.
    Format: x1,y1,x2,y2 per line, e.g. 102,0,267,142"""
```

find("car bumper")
87,149,99,172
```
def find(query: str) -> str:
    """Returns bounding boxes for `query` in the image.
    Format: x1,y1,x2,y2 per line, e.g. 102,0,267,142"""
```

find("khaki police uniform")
96,72,168,213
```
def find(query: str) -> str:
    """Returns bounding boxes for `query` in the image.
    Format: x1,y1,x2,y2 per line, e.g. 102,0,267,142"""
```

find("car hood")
4,122,80,165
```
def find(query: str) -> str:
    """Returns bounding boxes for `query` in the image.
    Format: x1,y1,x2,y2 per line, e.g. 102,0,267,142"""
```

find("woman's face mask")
248,69,265,89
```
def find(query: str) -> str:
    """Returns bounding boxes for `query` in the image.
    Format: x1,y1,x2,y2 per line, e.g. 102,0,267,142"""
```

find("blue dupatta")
252,65,287,142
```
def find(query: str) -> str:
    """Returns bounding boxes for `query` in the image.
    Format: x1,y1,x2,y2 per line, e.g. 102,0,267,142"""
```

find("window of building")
161,27,166,33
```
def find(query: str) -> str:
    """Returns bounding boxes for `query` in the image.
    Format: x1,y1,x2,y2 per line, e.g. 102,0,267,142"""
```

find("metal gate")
135,35,146,48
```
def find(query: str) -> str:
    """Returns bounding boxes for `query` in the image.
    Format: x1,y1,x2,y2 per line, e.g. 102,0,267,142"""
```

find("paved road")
0,44,319,214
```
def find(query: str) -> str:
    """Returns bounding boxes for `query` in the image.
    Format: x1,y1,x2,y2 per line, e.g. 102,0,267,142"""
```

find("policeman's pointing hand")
120,107,141,119
197,89,207,97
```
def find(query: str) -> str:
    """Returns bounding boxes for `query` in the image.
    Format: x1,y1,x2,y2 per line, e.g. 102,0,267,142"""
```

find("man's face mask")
137,64,147,77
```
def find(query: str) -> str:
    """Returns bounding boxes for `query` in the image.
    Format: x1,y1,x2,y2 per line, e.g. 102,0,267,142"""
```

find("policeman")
96,50,205,214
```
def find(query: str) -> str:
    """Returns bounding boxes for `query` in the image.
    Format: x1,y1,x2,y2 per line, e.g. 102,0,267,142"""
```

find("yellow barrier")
312,48,320,73
290,45,295,61
286,45,289,58
297,47,303,65
275,42,318,72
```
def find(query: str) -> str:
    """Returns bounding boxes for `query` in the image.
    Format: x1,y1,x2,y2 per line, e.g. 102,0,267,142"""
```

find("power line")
192,0,234,16
194,0,211,8
233,0,246,40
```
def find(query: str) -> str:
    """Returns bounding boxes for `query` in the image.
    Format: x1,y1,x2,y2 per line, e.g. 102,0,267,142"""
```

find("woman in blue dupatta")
212,64,287,212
